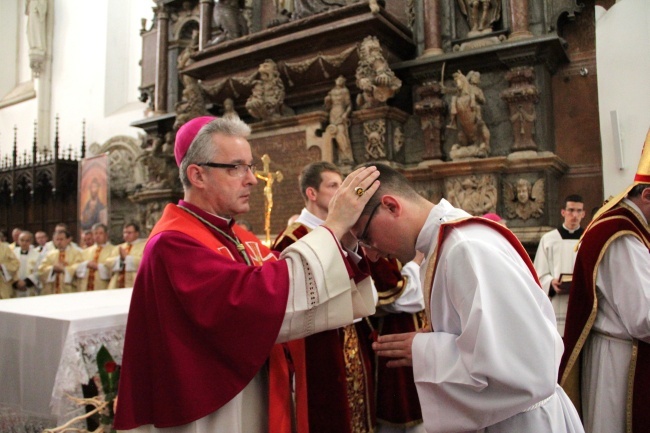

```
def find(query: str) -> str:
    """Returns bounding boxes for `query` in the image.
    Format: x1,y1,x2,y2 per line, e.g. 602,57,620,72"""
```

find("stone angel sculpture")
503,178,545,221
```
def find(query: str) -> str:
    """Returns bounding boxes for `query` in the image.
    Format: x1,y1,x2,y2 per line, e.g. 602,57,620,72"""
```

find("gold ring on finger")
355,187,364,197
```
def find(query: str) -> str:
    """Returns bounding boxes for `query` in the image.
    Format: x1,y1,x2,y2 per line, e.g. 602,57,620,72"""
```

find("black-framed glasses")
358,202,381,248
197,162,257,178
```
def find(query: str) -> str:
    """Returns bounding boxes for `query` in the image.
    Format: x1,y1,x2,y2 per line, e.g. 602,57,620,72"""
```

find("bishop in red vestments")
114,117,378,433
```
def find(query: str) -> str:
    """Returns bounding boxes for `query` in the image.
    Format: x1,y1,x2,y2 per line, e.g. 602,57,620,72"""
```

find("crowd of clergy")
0,222,145,299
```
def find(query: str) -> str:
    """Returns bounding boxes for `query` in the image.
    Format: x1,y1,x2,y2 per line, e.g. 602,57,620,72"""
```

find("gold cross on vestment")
255,154,283,245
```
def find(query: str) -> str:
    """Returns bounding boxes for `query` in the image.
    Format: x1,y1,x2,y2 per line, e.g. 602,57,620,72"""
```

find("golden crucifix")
255,154,283,245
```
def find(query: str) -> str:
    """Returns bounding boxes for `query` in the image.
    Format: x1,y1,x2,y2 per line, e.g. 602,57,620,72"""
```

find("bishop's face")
201,133,258,218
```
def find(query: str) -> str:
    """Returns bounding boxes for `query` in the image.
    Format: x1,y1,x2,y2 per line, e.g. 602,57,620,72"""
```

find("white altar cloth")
0,289,132,427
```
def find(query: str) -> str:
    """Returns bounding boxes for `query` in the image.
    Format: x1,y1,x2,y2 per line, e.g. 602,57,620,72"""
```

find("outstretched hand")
372,330,422,368
324,166,380,240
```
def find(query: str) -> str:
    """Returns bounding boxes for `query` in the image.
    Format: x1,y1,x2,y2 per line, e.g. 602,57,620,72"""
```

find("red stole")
117,243,132,288
559,204,650,432
269,222,374,433
363,257,424,427
149,204,271,266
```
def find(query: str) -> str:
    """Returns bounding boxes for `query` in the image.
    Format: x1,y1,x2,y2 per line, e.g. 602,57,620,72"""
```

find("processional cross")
255,154,283,245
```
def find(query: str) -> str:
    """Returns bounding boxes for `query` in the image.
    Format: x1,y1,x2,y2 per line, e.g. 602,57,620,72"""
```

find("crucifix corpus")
255,154,283,245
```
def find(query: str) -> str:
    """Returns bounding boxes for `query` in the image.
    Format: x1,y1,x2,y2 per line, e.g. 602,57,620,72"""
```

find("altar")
0,289,132,430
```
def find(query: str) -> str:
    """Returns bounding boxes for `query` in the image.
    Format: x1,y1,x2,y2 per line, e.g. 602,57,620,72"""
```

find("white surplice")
119,226,375,433
533,228,580,335
581,199,650,433
411,200,584,433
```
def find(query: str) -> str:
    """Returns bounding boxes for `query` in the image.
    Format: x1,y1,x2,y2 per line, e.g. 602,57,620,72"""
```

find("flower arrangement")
44,345,120,433
95,345,120,431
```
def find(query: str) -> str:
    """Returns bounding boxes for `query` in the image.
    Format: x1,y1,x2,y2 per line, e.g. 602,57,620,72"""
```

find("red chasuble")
114,202,289,429
559,204,650,432
360,257,425,428
269,222,375,433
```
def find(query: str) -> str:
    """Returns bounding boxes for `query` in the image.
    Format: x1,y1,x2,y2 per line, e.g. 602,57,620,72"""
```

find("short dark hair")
358,162,421,216
564,194,583,207
299,161,341,200
125,222,140,232
628,183,650,198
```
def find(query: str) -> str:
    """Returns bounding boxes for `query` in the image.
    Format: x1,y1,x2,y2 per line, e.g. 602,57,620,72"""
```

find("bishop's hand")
324,165,380,240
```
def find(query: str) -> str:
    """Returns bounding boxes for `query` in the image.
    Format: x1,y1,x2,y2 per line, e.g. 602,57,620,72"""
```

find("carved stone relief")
445,70,490,160
413,81,446,160
445,174,497,216
500,66,539,152
503,177,545,221
355,36,402,109
364,119,386,160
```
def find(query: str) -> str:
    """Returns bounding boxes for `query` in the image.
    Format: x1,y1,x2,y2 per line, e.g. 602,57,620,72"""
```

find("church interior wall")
2,0,650,244
595,0,650,198
0,0,150,159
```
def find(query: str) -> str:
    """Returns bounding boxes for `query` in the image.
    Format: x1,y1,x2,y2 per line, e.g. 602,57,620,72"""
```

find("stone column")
500,66,539,152
199,0,213,51
155,5,169,114
413,81,446,160
421,0,443,56
508,0,533,41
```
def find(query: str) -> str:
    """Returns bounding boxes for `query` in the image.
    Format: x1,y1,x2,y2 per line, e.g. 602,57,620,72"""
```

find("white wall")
0,0,152,158
596,0,650,198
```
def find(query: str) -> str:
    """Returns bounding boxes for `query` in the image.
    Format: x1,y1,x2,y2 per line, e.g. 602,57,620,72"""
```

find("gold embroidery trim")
343,324,372,433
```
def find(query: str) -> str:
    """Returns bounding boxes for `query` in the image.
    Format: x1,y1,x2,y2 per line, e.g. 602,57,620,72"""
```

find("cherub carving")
245,59,293,120
355,36,402,109
211,0,248,45
503,178,545,221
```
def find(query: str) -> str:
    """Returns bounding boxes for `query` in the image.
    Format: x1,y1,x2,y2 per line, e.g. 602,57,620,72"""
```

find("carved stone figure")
174,33,208,130
324,76,354,164
222,98,240,120
503,178,545,221
445,175,497,216
355,36,402,109
245,59,293,120
211,0,248,44
446,70,490,160
457,0,501,36
25,0,47,75
138,134,178,191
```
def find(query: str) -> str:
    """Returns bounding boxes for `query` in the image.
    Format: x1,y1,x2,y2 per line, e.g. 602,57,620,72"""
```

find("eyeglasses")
197,162,257,178
357,202,381,249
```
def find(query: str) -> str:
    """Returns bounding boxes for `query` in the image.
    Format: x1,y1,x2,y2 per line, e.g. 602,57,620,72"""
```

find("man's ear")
305,186,318,202
186,165,206,189
381,195,402,217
